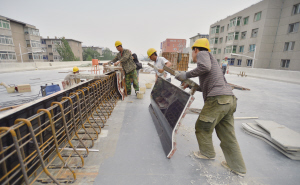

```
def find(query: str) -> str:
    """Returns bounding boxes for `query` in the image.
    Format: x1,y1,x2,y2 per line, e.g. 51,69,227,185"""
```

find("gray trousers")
222,66,227,75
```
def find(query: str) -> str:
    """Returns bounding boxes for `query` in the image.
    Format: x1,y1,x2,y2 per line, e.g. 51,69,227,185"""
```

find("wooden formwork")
162,52,189,71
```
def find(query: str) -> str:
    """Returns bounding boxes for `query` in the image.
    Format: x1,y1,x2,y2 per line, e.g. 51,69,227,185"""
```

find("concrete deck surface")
0,65,300,184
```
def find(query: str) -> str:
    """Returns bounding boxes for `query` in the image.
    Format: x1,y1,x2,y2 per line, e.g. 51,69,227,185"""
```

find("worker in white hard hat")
175,38,246,177
103,41,139,95
147,48,172,82
64,66,80,86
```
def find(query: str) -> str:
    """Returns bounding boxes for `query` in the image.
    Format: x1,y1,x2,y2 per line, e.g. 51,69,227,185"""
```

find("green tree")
56,38,79,61
102,48,115,60
83,48,101,61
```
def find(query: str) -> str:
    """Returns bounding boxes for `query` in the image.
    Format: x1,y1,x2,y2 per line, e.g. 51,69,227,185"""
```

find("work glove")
175,71,187,81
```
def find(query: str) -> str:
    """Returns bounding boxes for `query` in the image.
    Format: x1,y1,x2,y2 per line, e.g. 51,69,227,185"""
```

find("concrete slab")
256,120,300,151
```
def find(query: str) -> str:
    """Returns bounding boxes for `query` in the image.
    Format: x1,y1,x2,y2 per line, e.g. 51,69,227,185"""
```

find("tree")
83,48,101,61
102,48,115,60
56,38,79,61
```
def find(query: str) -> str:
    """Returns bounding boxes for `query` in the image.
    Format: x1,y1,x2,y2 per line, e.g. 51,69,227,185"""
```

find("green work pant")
195,95,246,174
125,69,139,95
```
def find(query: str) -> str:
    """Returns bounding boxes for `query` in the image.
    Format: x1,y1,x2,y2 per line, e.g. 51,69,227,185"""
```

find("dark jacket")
132,53,142,70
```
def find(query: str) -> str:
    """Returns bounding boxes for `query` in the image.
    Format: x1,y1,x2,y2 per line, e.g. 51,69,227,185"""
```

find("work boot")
221,161,245,177
194,151,215,160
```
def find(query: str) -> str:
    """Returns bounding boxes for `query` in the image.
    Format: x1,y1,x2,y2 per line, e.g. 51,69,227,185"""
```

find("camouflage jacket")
110,49,136,73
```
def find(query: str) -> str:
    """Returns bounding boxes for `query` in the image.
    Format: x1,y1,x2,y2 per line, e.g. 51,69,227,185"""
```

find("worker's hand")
181,82,189,89
158,69,164,73
175,71,187,81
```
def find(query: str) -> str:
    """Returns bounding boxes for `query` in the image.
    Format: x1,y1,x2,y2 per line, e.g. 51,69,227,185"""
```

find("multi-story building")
41,37,83,62
82,46,103,56
188,33,209,62
161,39,186,53
209,0,300,71
0,15,42,62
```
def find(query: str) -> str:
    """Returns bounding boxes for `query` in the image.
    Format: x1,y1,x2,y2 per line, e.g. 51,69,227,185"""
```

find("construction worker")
221,57,229,75
147,48,172,82
64,66,80,86
175,38,246,176
103,41,139,95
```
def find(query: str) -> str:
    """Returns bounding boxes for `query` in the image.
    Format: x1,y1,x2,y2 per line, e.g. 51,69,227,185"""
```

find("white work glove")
175,71,187,81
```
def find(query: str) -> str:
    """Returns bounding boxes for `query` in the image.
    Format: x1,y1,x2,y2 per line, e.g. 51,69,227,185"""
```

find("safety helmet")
73,66,79,72
115,41,122,47
191,38,211,52
147,48,157,57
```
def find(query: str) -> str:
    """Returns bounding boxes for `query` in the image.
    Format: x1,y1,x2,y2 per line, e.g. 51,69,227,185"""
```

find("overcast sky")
1,0,261,59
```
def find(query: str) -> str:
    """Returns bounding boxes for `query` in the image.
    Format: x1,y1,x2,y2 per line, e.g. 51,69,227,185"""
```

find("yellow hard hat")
147,48,157,57
73,66,79,72
115,41,122,47
191,38,211,52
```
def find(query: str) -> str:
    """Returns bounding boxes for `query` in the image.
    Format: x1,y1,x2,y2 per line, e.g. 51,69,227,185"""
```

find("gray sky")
1,0,261,59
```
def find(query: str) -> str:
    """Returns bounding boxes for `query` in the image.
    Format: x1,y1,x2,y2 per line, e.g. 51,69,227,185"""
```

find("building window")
52,40,61,45
49,52,53,55
254,11,262,22
225,46,232,53
251,28,258,38
237,59,242,66
43,55,48,60
225,36,227,43
0,35,13,45
229,58,235,65
214,38,218,44
211,26,220,34
54,55,61,60
232,45,237,53
247,59,253,66
227,32,234,41
229,18,237,28
30,40,41,48
218,49,221,54
235,32,239,40
41,47,47,52
243,17,249,25
249,44,256,52
0,20,10,29
24,27,40,36
239,46,244,53
0,51,16,61
41,40,46,44
288,22,299,33
227,24,229,31
219,37,223,43
292,3,300,15
221,26,224,32
211,48,217,54
241,31,247,39
281,59,290,68
284,41,295,51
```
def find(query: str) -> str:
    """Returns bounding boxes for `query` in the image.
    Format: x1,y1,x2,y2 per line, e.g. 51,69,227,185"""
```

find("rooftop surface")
0,64,299,184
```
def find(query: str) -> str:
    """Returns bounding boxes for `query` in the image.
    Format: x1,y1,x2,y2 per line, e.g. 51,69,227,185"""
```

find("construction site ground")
0,63,299,185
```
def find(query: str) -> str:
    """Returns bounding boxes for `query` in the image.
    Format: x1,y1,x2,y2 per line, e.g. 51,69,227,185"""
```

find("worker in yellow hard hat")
64,66,80,87
103,41,139,95
175,38,246,177
147,48,172,82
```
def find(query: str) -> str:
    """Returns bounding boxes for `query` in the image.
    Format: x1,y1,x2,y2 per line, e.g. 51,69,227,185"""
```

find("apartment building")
0,15,42,62
41,37,83,62
82,46,103,55
209,0,300,71
161,39,186,53
188,33,209,62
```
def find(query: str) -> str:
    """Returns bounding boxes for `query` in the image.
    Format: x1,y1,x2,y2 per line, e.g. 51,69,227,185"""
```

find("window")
225,36,228,42
52,40,61,45
41,47,47,52
254,11,262,22
54,55,61,60
49,52,53,55
0,35,13,45
247,59,253,66
288,22,299,33
227,32,234,41
24,27,40,36
221,26,224,32
229,58,235,65
0,20,10,29
224,48,226,53
281,59,290,68
26,40,31,47
30,40,41,48
41,40,46,44
235,32,239,40
214,38,218,44
249,44,256,52
237,59,242,66
209,38,214,44
241,31,247,39
211,48,217,54
43,55,48,60
283,41,295,51
292,3,300,15
227,24,229,31
0,51,16,61
237,17,242,26
219,37,223,43
251,28,258,38
239,46,244,53
232,45,237,53
225,46,232,53
229,18,237,28
218,49,221,54
48,45,52,48
211,26,220,34
244,17,249,25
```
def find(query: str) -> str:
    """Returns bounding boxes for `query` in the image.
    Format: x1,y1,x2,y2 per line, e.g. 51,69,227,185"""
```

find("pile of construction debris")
242,120,300,160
